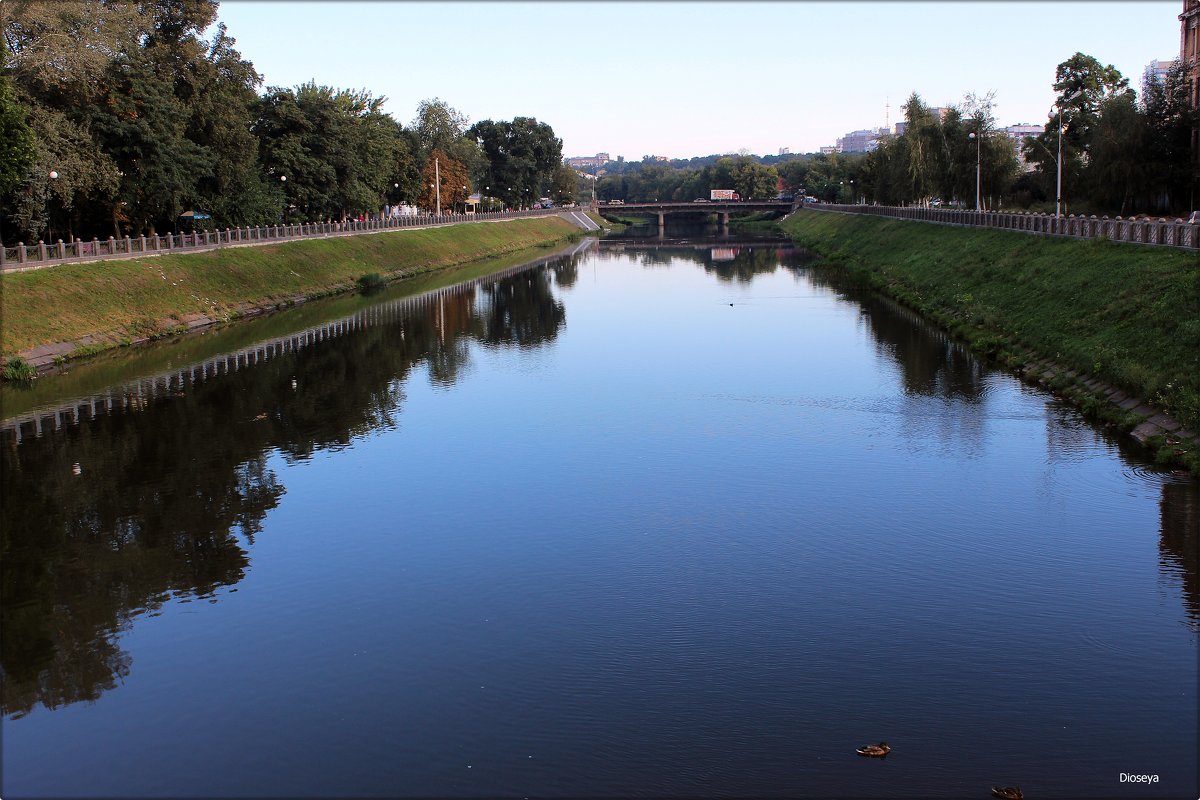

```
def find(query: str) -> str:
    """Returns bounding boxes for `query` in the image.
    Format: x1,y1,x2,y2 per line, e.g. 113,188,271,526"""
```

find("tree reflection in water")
0,260,573,717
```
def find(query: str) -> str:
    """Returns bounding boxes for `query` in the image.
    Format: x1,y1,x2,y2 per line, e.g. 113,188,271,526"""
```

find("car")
693,198,709,203
609,199,624,205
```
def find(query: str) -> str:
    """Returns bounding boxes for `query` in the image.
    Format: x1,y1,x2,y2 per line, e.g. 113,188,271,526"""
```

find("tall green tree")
412,97,480,179
254,82,401,221
1024,53,1134,213
184,23,277,226
469,116,562,208
0,41,34,199
1139,60,1198,213
91,48,208,234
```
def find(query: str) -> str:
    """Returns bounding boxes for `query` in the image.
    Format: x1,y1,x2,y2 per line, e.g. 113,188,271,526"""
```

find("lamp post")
968,129,981,210
434,157,441,216
280,175,287,223
1055,89,1084,219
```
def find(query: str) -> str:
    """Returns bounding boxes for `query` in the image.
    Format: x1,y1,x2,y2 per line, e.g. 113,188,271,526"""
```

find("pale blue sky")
211,1,1183,159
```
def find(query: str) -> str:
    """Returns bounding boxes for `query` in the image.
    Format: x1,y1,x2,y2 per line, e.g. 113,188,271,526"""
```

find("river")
1,232,1196,798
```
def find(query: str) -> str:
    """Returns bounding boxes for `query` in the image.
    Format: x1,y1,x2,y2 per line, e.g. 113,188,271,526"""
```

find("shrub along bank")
1,217,580,363
780,210,1200,469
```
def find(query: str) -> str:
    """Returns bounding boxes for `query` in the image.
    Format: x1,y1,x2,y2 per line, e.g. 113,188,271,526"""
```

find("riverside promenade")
1,207,601,272
807,203,1199,249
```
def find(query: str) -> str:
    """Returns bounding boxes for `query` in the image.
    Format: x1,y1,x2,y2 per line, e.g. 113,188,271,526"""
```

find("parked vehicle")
710,189,740,201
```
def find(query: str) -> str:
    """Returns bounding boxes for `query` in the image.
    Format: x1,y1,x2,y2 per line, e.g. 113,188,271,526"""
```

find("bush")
2,357,37,382
356,272,386,293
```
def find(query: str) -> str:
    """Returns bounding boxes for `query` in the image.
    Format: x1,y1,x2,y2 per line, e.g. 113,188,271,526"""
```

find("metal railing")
809,204,1199,250
1,207,576,272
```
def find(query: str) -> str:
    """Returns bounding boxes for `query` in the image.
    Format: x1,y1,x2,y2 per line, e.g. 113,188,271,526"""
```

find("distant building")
778,147,791,155
836,127,889,153
1004,124,1045,171
819,146,838,155
893,106,950,137
565,153,611,171
1144,58,1177,87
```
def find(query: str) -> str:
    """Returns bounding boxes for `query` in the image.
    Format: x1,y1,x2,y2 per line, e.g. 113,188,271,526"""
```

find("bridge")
596,199,797,227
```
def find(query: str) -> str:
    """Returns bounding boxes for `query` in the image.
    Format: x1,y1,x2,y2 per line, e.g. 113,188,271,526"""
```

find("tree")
1085,92,1145,215
0,43,35,198
184,23,278,227
469,116,562,208
1023,53,1134,213
900,93,946,204
550,163,578,206
254,82,401,221
91,48,208,234
412,97,480,180
418,149,469,213
1139,60,1198,213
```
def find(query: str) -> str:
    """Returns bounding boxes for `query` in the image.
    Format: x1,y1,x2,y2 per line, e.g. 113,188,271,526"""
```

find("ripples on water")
0,237,1195,798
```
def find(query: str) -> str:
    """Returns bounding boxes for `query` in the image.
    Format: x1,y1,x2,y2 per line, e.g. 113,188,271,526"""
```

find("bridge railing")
1,208,568,272
808,204,1198,250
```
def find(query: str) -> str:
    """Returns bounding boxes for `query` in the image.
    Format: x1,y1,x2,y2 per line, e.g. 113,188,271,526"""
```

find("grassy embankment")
780,210,1200,469
1,216,581,364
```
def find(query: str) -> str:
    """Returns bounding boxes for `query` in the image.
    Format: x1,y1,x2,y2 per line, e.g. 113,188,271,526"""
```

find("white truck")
710,189,741,201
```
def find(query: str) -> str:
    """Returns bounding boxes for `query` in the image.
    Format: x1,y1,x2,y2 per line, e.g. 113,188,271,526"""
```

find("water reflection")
2,235,1196,750
1161,481,1200,628
0,254,579,717
605,232,1198,627
600,239,802,284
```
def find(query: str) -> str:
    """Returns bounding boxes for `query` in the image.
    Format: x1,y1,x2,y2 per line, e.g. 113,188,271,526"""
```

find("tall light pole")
969,129,981,210
1055,89,1084,219
434,157,441,216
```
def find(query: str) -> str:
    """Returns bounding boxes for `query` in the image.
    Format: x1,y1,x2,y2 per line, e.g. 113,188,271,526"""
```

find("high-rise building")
1144,58,1177,87
1004,124,1045,171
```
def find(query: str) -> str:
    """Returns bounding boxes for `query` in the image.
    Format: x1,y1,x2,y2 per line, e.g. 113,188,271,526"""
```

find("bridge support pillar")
657,211,664,230
720,212,730,229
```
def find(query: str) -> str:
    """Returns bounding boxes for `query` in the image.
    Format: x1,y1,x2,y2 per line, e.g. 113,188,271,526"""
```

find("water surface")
2,235,1195,798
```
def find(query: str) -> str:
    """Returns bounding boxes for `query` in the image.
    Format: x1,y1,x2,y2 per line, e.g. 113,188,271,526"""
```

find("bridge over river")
596,200,796,227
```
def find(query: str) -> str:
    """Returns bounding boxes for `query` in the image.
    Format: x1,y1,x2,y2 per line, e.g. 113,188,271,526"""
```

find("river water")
1,232,1196,799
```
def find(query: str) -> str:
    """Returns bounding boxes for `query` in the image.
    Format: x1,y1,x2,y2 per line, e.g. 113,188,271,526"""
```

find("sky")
210,1,1184,160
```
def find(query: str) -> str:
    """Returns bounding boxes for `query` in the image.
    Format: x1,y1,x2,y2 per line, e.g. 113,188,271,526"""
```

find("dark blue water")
2,238,1196,799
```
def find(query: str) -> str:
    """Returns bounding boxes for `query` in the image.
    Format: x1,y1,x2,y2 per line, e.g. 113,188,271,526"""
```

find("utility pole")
435,157,441,216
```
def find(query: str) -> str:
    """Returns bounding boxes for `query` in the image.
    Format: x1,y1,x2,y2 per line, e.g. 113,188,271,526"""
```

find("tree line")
0,0,574,244
597,52,1197,217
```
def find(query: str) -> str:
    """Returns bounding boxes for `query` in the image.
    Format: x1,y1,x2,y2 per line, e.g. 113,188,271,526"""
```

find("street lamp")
968,130,981,210
1055,89,1085,219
